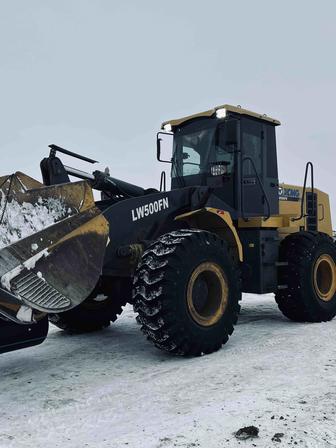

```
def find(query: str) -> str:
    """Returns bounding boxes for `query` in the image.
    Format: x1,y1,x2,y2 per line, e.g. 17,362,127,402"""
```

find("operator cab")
157,104,281,219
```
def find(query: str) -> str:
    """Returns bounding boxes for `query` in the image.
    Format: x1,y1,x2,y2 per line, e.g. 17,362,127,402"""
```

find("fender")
175,207,243,262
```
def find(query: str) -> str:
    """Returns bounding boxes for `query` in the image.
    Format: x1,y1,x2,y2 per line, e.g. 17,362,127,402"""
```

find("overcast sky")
0,0,335,224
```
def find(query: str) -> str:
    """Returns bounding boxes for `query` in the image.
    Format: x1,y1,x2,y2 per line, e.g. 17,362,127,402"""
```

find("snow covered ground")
0,294,335,448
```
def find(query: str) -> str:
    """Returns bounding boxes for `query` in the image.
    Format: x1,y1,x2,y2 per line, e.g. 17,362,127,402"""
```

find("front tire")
133,229,241,356
49,277,130,333
275,231,336,322
49,295,125,333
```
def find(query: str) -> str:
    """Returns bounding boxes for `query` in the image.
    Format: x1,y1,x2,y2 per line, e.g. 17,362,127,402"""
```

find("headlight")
211,163,228,176
163,123,172,132
215,108,227,119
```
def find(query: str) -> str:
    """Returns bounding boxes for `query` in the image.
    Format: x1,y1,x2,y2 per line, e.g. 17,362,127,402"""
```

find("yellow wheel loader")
0,104,335,356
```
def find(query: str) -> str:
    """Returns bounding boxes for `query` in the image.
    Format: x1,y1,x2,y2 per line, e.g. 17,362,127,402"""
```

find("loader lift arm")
41,144,147,198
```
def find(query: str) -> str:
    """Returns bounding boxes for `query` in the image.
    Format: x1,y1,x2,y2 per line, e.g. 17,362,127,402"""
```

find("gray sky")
1,0,335,224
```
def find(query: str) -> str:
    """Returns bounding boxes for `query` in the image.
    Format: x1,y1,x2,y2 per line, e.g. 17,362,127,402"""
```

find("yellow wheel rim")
313,254,336,302
186,262,228,327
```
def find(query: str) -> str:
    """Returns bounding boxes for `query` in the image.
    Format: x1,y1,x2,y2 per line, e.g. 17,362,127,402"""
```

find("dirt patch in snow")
235,425,260,440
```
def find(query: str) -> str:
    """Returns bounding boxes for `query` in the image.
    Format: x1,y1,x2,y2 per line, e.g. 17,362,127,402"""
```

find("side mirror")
157,132,174,163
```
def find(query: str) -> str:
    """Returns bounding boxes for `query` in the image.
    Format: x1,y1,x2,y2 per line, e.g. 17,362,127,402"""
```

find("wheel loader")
0,104,335,356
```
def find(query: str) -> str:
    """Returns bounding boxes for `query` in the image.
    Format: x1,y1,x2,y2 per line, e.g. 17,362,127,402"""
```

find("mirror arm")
156,137,162,161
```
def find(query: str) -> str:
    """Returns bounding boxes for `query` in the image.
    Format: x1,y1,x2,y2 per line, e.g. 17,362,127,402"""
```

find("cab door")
241,117,265,217
240,118,279,218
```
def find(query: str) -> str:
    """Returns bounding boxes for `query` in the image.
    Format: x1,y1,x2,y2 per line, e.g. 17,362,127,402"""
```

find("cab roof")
161,104,281,129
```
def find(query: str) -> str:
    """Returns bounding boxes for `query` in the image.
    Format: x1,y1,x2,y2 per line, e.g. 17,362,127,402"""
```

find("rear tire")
133,229,241,356
275,231,336,322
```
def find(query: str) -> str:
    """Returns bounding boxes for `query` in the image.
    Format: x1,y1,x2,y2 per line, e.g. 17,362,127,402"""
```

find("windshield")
172,121,216,179
171,120,235,179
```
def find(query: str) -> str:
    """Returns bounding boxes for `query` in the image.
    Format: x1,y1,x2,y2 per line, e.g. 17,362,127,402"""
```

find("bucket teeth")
11,272,70,311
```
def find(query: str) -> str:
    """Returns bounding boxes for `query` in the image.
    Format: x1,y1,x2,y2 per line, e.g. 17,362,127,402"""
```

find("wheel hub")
313,254,336,302
187,262,228,326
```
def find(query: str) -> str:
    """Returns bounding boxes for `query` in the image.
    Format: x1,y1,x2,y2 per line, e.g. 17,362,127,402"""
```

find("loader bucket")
0,316,48,354
0,172,109,321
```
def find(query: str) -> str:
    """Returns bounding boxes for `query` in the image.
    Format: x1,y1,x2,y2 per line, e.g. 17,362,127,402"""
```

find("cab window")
241,118,263,176
208,123,235,176
182,146,201,176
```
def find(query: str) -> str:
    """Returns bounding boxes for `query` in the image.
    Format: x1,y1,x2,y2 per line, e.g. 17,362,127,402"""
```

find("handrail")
292,161,314,222
241,157,271,221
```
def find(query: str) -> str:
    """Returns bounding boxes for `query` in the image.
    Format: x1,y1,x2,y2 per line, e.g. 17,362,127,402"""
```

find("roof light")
215,108,227,119
163,123,172,132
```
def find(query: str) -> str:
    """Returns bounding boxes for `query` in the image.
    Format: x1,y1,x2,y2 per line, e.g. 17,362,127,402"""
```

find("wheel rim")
84,295,113,310
313,254,336,302
187,262,228,326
